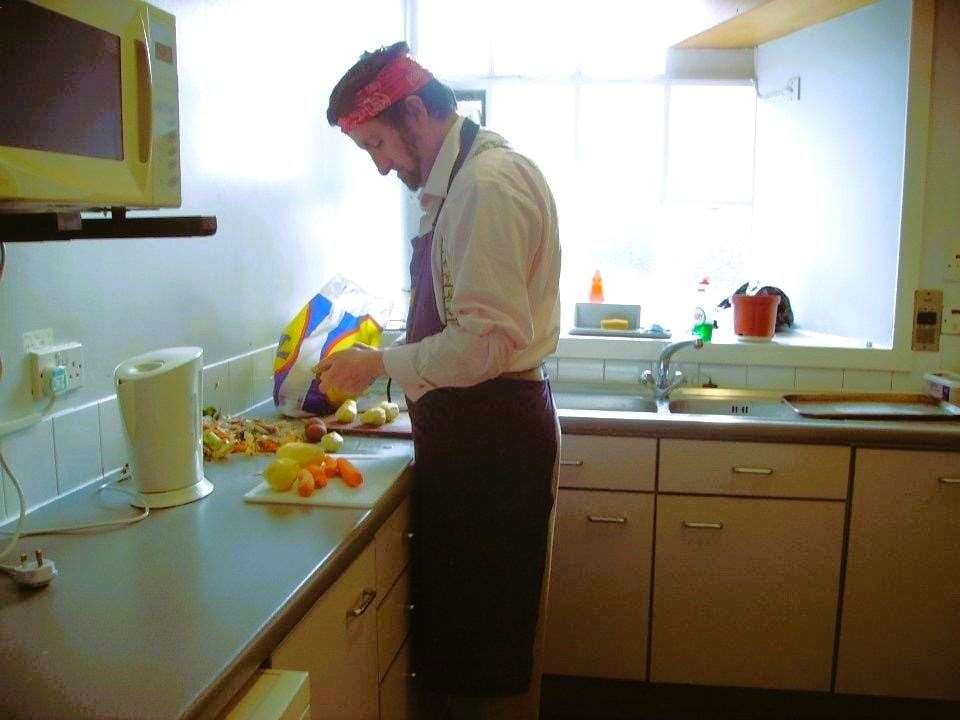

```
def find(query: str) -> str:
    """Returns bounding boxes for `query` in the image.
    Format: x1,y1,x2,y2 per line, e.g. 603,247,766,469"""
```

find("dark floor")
539,676,960,720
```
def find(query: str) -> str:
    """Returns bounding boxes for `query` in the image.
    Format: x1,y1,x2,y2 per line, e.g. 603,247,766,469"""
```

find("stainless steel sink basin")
667,390,797,420
553,391,658,414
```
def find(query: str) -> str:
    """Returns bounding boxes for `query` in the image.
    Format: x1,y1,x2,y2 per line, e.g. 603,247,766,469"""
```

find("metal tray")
783,393,960,420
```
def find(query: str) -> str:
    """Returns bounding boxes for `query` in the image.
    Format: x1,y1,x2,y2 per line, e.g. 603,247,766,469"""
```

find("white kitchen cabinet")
269,496,415,720
659,439,849,499
544,488,655,679
546,433,656,679
651,494,845,691
272,543,379,720
836,449,960,701
558,435,656,491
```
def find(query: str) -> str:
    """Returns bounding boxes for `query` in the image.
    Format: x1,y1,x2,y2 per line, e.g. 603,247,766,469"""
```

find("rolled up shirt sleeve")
382,174,544,401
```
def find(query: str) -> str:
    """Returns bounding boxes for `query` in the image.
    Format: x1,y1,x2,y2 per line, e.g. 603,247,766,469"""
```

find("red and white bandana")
337,55,434,133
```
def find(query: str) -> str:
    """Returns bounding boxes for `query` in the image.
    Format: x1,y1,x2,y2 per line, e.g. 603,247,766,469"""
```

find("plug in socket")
31,342,83,398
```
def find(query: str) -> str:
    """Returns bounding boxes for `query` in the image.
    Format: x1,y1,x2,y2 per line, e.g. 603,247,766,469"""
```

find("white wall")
920,0,960,367
751,0,912,345
0,0,406,425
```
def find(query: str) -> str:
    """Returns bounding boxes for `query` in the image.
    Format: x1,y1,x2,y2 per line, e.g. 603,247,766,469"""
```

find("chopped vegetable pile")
201,399,400,462
201,415,309,461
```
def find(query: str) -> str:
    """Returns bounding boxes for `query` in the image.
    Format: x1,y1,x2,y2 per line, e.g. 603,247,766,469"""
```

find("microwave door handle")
135,19,153,164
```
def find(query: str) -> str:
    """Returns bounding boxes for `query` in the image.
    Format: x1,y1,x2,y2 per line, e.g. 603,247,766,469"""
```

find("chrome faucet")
642,338,704,400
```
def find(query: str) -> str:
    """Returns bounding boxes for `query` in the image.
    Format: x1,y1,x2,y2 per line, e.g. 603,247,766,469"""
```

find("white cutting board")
243,452,413,509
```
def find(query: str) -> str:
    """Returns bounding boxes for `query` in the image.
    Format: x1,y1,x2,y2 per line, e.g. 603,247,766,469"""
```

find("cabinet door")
837,449,960,701
544,489,655,679
379,639,414,720
651,495,844,691
272,543,379,720
375,497,411,600
377,567,411,681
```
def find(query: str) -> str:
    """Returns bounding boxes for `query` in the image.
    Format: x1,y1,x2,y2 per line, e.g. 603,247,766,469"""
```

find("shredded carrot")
258,438,280,453
338,457,363,488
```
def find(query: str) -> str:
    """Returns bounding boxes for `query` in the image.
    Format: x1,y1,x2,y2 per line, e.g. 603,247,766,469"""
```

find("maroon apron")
406,119,558,696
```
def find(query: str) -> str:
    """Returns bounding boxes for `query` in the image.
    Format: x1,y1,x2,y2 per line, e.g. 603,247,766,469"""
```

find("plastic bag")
273,275,392,417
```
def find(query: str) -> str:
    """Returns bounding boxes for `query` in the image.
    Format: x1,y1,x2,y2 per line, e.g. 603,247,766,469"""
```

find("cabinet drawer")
221,669,310,720
375,497,411,599
544,490,655,679
272,543,378,720
651,495,844,691
559,435,656,491
659,439,848,499
837,449,960,700
377,567,411,681
379,638,414,720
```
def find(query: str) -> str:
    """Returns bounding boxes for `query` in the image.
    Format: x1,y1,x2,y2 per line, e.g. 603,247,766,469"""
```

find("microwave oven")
0,0,180,213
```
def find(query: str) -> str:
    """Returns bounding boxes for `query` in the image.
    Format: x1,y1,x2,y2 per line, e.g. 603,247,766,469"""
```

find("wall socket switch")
945,251,960,283
31,342,84,398
943,305,960,336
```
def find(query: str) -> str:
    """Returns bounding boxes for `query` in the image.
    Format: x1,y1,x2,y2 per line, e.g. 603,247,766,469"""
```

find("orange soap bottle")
589,270,604,303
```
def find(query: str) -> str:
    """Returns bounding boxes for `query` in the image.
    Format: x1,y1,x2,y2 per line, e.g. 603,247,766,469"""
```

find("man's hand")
315,343,385,398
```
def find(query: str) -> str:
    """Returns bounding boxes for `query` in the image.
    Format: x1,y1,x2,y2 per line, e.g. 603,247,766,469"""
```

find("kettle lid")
115,346,202,383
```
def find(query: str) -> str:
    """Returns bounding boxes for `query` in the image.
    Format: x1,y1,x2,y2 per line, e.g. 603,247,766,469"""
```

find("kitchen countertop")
552,386,960,450
2,392,957,719
0,434,413,720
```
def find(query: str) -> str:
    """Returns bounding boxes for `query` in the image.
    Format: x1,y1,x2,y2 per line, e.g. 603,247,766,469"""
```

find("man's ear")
402,95,429,125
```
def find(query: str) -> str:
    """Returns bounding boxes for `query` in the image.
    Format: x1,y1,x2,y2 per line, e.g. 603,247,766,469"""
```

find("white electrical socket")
31,342,84,399
22,328,54,352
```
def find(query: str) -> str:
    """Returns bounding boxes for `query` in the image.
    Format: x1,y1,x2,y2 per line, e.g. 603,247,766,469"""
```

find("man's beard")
397,125,423,191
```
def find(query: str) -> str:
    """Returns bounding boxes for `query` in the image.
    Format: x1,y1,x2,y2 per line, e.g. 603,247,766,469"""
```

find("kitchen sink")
667,390,797,420
552,390,658,414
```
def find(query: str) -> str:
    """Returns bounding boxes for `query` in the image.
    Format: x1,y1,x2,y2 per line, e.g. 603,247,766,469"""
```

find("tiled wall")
0,345,277,524
0,342,942,524
545,356,927,394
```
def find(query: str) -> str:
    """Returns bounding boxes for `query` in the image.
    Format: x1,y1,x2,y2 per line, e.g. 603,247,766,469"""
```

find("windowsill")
557,327,909,371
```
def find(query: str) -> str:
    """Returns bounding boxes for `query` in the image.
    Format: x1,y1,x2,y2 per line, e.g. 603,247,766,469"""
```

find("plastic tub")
732,294,780,339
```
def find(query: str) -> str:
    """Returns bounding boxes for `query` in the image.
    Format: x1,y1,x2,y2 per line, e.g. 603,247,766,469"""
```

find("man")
317,42,561,719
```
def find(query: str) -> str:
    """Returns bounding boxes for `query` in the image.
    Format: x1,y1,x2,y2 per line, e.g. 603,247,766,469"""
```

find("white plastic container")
115,347,212,508
924,372,960,406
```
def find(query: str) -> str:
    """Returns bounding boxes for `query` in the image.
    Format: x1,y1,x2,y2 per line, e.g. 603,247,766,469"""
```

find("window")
412,0,758,336
409,0,912,349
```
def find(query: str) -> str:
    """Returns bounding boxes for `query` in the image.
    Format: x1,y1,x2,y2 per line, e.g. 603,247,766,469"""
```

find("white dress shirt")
382,116,561,401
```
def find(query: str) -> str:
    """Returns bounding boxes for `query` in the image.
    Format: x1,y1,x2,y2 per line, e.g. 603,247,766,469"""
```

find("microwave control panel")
145,4,181,205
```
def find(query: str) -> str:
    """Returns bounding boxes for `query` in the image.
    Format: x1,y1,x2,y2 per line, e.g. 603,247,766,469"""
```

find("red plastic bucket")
732,294,780,338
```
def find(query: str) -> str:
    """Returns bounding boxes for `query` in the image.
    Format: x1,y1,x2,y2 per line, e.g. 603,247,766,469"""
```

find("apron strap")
430,117,480,235
435,118,480,327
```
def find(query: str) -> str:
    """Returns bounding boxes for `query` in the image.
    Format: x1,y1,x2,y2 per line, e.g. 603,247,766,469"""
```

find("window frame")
402,0,937,372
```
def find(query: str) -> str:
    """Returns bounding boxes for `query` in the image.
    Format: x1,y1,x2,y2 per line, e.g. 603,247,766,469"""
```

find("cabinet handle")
404,531,415,540
405,603,416,613
560,459,584,467
939,477,960,485
406,672,418,683
732,466,773,475
682,521,724,530
347,588,377,618
587,515,627,524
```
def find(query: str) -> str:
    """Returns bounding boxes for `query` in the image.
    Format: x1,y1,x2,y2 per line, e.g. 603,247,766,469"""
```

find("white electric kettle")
115,347,213,509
